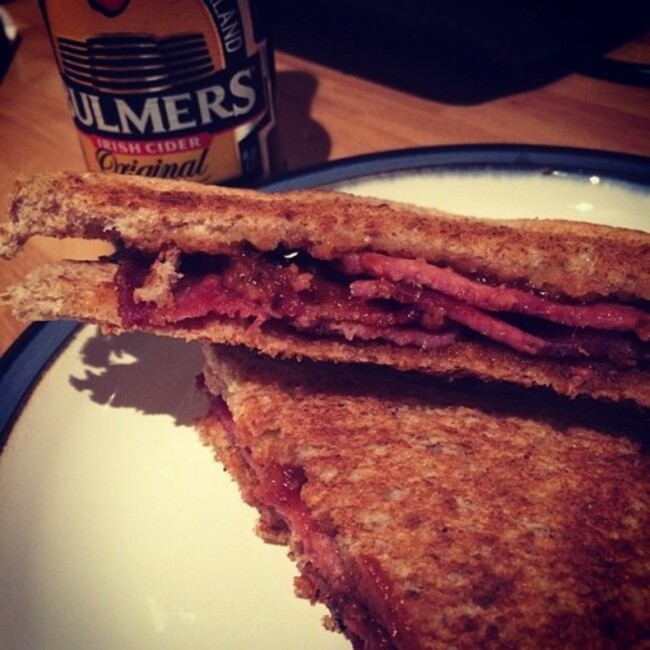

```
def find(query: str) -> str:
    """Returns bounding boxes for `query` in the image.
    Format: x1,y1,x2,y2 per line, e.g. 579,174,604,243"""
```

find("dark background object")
0,6,18,82
271,0,650,103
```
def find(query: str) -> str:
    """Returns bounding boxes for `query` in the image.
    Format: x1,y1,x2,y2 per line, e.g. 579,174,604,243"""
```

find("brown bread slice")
2,171,649,300
198,344,650,649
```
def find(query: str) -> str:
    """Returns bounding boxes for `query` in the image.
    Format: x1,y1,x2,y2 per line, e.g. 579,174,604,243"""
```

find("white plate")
1,146,648,650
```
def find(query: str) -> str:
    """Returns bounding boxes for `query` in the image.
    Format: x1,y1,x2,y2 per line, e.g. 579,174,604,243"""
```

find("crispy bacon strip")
314,320,457,350
341,252,650,340
352,279,643,365
116,248,649,366
351,279,547,355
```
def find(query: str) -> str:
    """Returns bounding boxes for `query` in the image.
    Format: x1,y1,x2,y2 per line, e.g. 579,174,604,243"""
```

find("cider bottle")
39,0,280,185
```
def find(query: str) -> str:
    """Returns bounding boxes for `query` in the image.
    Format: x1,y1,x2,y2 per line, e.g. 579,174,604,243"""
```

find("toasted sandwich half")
1,171,649,407
198,344,650,649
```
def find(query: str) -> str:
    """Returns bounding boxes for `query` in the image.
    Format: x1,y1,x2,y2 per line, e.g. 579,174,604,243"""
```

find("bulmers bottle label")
40,0,279,184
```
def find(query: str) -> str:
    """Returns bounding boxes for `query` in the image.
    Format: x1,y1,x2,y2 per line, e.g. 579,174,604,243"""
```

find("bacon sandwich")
199,343,650,649
1,171,649,407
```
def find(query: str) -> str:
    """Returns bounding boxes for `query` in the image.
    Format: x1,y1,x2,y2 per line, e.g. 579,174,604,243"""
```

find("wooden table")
1,0,649,356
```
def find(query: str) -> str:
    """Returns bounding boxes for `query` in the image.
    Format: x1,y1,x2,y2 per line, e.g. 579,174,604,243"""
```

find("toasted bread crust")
2,260,649,407
2,171,649,300
199,345,650,649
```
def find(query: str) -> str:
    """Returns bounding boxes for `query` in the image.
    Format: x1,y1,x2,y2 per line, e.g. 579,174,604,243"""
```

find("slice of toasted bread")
198,345,650,649
3,171,650,300
2,259,649,407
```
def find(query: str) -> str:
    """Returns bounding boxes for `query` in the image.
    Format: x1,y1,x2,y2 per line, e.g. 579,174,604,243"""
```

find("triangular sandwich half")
1,171,649,407
198,344,650,649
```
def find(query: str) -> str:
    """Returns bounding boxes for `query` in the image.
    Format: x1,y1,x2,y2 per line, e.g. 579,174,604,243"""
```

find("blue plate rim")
1,143,649,448
258,143,650,191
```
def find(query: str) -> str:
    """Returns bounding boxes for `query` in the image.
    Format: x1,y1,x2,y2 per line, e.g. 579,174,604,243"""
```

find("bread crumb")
134,247,182,308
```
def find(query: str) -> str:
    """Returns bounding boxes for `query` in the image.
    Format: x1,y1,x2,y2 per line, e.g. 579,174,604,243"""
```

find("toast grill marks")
114,245,650,367
207,395,411,650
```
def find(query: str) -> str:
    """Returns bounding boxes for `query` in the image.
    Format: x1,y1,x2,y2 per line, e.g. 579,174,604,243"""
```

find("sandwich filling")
209,394,414,650
115,246,650,366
